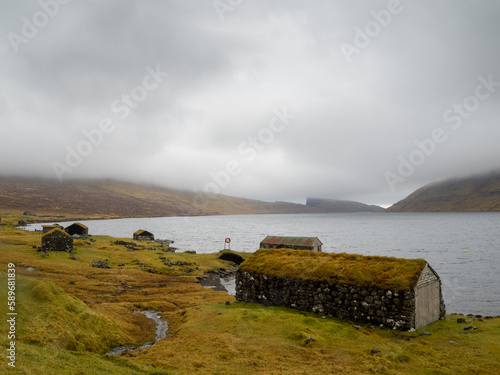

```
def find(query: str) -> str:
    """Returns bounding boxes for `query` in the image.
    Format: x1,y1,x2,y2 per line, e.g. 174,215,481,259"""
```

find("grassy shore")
0,221,499,374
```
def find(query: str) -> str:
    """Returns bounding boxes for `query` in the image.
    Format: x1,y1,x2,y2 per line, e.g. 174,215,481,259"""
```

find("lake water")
29,212,500,316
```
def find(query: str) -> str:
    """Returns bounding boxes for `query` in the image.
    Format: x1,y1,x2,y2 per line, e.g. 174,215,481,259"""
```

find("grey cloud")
1,0,499,206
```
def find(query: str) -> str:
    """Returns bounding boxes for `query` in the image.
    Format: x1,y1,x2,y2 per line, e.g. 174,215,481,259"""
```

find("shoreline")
8,216,500,317
8,210,500,230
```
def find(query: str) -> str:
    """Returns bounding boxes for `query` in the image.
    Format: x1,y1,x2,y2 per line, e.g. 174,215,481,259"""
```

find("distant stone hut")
133,229,154,241
260,236,323,252
65,223,89,237
41,228,73,252
23,211,36,216
236,249,445,330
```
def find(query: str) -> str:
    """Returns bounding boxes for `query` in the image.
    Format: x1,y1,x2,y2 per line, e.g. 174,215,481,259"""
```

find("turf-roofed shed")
65,222,89,237
260,236,323,252
133,229,154,241
41,228,73,252
236,249,445,330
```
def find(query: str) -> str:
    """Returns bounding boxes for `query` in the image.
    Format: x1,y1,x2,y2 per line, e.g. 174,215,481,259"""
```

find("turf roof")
260,236,322,247
240,249,428,291
42,227,72,238
134,229,153,236
67,222,88,229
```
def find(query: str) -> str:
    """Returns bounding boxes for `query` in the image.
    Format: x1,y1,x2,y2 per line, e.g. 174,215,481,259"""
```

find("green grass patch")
0,274,173,374
0,274,132,353
142,302,500,375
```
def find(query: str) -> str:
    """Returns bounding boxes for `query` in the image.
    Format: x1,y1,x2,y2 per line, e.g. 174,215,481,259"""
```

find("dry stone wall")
41,229,73,252
236,269,419,330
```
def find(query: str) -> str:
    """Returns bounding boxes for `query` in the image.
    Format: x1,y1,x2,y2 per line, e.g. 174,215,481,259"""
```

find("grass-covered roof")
240,249,428,291
42,227,72,238
67,222,88,230
134,229,153,236
260,236,322,247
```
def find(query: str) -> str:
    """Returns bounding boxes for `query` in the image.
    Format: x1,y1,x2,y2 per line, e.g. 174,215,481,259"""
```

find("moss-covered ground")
0,220,499,374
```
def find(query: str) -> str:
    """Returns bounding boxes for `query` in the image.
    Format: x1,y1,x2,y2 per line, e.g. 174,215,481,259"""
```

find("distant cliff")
306,198,384,213
387,172,500,212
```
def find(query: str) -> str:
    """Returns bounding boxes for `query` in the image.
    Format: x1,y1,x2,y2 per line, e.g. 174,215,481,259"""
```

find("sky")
1,0,499,207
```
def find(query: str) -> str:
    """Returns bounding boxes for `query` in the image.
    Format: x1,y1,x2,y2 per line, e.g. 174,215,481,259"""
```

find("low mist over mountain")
387,172,500,212
0,177,318,219
306,198,384,213
0,177,388,219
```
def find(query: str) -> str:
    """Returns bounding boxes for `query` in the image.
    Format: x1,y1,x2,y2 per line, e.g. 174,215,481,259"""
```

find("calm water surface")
30,212,500,315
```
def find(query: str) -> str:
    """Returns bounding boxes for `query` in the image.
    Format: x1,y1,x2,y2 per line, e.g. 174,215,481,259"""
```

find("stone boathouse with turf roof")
260,236,323,252
133,229,155,241
41,228,73,252
236,249,445,330
65,222,89,237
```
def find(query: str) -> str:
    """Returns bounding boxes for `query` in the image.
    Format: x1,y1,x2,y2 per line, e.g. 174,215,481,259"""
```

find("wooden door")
415,281,441,329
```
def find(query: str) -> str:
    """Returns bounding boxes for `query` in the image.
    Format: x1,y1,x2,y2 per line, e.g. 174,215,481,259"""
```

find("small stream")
107,310,168,355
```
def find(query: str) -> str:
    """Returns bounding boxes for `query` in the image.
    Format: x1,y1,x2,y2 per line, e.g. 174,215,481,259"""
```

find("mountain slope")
0,177,318,219
387,172,500,212
306,198,384,212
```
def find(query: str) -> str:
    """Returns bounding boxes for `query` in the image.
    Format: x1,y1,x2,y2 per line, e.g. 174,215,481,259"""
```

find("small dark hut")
133,229,154,241
23,211,36,216
41,228,73,252
65,223,89,237
260,236,323,252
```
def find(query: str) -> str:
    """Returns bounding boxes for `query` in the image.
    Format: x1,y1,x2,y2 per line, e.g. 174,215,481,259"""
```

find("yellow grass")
240,248,427,291
141,303,500,375
1,224,499,374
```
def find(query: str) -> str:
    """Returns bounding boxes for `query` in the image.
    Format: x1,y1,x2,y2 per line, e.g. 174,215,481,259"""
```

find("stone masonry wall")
41,230,73,252
236,269,418,330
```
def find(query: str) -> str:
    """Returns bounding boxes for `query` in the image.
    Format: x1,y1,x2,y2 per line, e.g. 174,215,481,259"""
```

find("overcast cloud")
1,0,499,206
